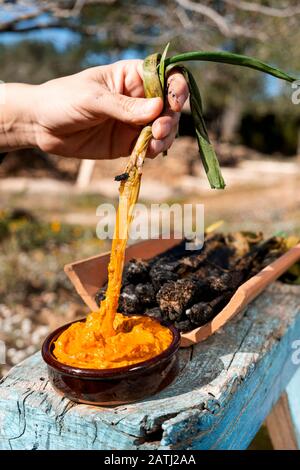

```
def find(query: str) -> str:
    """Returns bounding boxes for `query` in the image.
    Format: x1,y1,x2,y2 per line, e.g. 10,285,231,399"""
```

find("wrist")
0,83,38,151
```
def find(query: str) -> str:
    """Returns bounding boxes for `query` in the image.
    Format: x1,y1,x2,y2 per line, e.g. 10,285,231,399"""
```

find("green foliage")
178,66,225,189
165,51,296,83
0,219,9,241
0,211,96,251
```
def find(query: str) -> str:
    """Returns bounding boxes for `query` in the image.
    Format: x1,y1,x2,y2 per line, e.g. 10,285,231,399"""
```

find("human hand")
0,60,189,159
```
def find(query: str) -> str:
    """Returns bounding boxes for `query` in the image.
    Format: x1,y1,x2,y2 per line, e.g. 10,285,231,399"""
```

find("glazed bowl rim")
42,315,180,379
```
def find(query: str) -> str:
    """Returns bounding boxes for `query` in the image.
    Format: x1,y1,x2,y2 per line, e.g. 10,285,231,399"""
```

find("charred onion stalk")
96,232,294,332
99,45,296,337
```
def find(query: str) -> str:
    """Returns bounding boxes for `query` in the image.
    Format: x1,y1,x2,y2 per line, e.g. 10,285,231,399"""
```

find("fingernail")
145,97,162,113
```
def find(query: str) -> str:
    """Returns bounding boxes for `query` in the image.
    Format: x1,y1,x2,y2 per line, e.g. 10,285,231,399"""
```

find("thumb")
101,93,163,125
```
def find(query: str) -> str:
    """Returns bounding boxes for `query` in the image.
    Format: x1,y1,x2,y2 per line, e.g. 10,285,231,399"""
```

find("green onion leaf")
172,65,225,189
145,46,297,190
159,42,170,93
165,51,297,83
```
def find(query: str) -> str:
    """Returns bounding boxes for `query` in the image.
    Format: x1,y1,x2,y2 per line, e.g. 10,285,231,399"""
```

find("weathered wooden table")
0,283,299,450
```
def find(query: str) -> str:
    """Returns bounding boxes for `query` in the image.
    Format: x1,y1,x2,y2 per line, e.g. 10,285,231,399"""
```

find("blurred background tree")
0,0,299,154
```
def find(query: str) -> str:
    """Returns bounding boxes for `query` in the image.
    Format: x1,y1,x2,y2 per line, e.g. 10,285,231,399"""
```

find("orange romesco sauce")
53,310,172,369
53,145,173,369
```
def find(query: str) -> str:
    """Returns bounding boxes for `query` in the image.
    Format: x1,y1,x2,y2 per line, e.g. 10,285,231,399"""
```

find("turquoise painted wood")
286,367,300,447
0,282,299,450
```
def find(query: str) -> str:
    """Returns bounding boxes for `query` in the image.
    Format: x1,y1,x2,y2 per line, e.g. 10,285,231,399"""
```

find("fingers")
149,111,179,157
151,110,180,140
166,69,189,112
90,63,188,158
147,125,178,158
99,68,188,129
148,70,188,157
151,69,188,140
148,111,178,159
99,92,163,125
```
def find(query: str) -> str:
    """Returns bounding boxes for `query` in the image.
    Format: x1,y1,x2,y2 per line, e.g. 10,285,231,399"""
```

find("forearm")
0,83,37,152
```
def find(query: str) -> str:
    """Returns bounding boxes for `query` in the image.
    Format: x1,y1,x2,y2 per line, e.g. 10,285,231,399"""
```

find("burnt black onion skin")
94,235,285,332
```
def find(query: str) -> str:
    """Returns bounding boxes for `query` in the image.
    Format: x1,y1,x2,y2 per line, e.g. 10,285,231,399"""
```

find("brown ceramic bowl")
42,317,180,406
